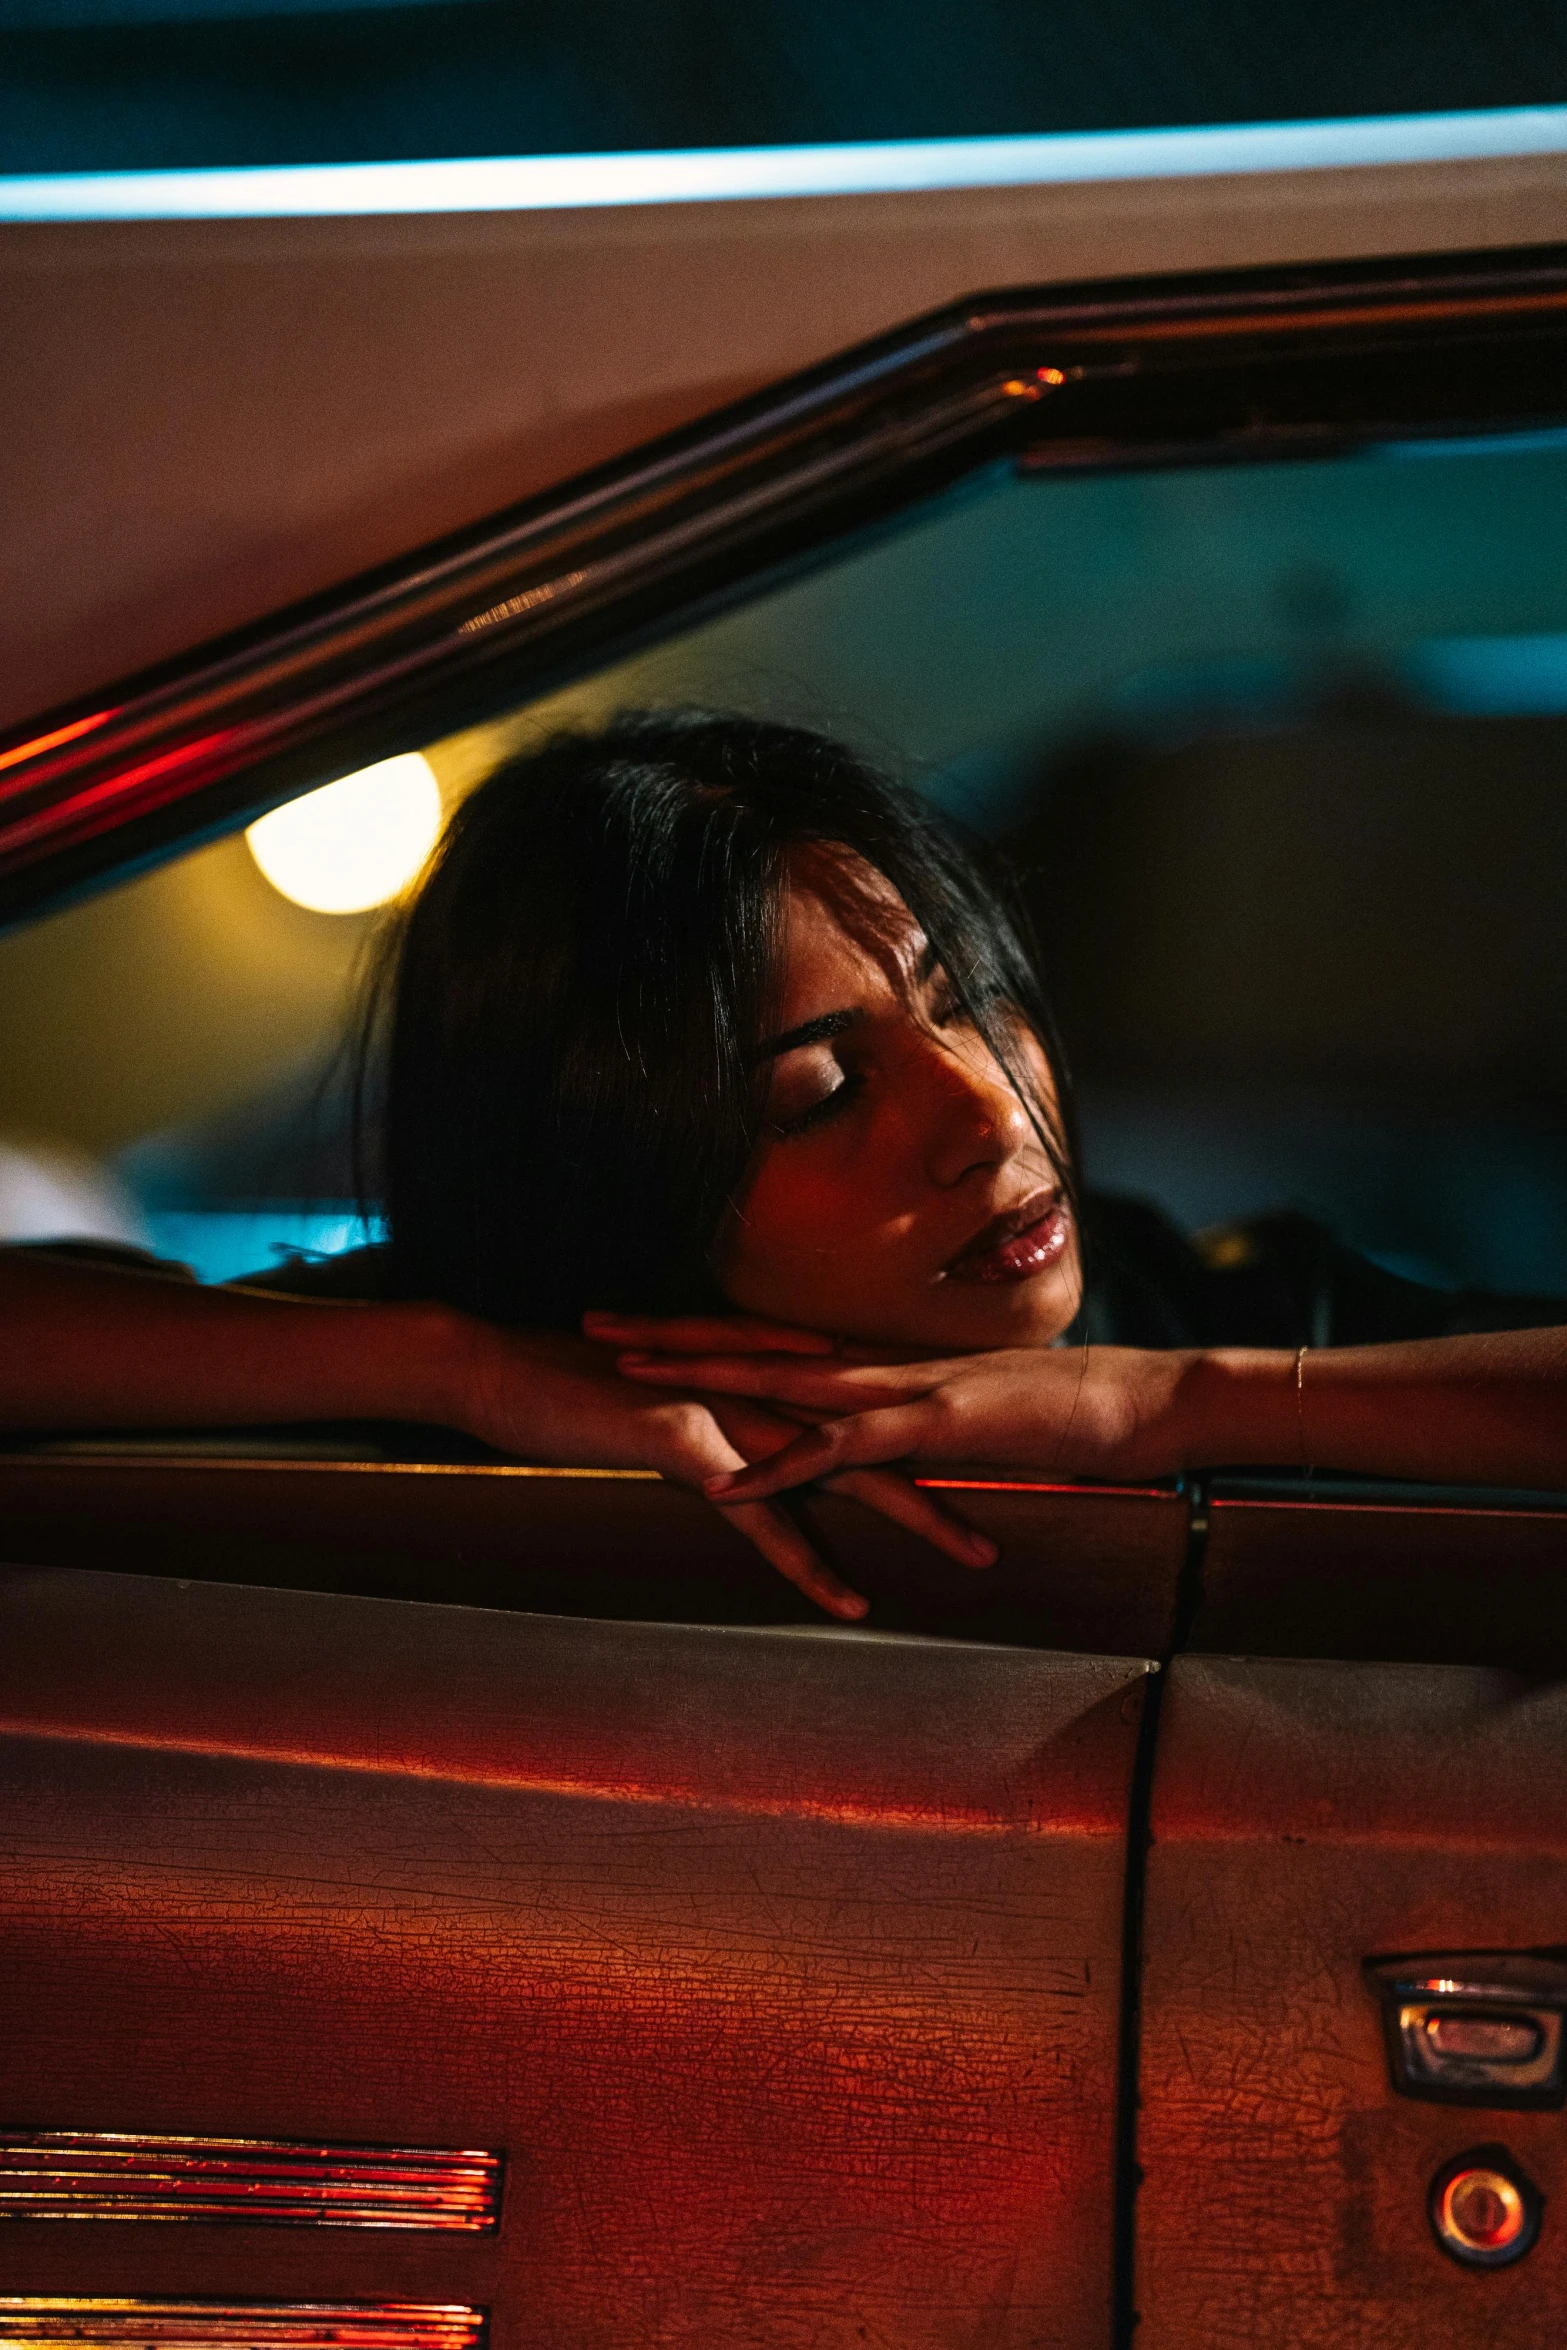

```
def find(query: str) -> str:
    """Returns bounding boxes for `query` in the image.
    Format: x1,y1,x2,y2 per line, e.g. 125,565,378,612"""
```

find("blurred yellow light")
246,753,442,914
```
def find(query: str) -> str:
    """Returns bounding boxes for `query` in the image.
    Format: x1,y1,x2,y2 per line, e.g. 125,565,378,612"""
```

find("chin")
897,1263,1082,1353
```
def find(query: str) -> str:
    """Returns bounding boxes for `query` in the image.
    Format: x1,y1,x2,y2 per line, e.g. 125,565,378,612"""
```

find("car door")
0,1557,1151,2350
1134,1479,1567,2347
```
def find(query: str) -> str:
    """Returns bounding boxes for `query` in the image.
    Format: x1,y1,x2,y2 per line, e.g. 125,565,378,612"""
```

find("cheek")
731,1153,854,1264
716,1140,903,1310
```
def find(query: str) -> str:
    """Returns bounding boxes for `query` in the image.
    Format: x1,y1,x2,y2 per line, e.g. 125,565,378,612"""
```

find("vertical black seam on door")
1112,1472,1209,2347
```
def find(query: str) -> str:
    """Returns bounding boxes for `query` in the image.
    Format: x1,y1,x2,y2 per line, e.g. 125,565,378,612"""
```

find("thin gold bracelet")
1295,1343,1309,1471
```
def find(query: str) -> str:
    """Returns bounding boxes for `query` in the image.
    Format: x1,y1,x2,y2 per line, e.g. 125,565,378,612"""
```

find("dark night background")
3,0,1566,174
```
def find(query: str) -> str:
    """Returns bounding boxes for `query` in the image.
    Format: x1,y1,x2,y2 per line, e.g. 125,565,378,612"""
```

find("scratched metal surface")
1137,1654,1567,2348
0,1566,1151,2347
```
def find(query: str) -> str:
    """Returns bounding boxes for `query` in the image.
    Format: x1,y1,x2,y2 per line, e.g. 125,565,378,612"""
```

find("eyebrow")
752,946,948,1063
753,1008,861,1064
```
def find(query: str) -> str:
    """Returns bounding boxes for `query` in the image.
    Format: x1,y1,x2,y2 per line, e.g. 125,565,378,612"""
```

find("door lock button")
1430,2148,1541,2267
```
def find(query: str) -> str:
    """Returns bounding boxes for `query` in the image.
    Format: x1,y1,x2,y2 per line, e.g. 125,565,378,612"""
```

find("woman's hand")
582,1308,937,1365
0,1254,993,1622
445,1322,996,1618
586,1320,1567,1500
584,1309,845,1360
605,1338,1213,1497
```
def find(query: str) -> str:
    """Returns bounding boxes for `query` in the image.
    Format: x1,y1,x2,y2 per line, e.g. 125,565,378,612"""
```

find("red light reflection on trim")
4,1718,1041,1836
0,2133,499,2229
916,1476,1173,1499
0,729,237,850
0,708,118,775
0,2301,485,2350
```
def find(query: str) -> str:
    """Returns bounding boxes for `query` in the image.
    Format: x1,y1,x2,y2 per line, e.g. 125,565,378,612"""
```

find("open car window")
1,244,1565,1665
4,265,1567,1304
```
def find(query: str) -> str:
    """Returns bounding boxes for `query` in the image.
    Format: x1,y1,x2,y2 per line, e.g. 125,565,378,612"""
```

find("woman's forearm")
0,1252,994,1616
613,1319,1567,1498
0,1251,470,1434
1179,1326,1567,1488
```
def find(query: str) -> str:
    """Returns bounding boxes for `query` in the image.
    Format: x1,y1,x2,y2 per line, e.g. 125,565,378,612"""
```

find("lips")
944,1189,1071,1286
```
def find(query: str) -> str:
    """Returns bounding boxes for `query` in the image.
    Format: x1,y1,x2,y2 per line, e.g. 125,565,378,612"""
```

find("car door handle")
1365,1953,1567,2107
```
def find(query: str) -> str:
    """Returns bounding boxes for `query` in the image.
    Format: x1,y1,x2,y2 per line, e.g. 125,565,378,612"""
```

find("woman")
3,711,1564,1617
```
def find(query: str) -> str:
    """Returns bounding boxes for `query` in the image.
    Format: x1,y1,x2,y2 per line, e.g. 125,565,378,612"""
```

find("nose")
919,1032,1035,1190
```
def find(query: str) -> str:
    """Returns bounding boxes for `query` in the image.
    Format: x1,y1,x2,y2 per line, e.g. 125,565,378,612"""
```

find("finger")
815,1338,948,1366
584,1309,836,1356
702,1405,993,1567
705,1396,805,1461
827,1467,998,1569
618,1351,925,1411
719,1497,870,1620
648,1400,869,1621
704,1405,934,1500
717,1395,850,1435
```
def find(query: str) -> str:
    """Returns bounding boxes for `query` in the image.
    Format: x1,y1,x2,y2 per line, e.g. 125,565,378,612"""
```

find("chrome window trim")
3,243,1566,927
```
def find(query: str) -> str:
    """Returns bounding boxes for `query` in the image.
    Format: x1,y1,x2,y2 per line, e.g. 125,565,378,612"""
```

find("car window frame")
4,239,1567,927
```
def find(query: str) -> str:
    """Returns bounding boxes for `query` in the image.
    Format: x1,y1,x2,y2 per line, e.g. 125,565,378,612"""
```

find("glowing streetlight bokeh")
246,752,442,914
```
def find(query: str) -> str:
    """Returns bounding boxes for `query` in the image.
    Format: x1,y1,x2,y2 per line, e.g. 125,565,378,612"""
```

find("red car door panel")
1137,1653,1567,2347
0,1564,1152,2350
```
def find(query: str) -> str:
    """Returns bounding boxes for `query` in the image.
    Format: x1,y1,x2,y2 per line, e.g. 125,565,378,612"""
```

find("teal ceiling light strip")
2,105,1566,222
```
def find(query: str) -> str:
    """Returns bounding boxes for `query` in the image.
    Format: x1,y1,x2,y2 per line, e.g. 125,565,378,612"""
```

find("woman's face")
711,851,1082,1351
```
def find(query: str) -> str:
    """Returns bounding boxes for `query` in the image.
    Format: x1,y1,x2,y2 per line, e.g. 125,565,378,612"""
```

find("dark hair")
363,710,1076,1328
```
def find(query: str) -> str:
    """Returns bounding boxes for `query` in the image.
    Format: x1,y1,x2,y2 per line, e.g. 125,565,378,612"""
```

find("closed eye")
772,1069,866,1138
